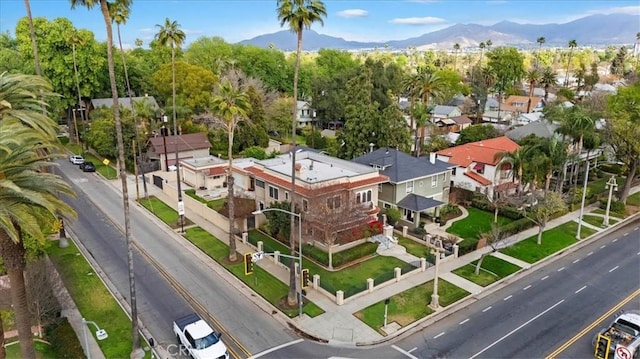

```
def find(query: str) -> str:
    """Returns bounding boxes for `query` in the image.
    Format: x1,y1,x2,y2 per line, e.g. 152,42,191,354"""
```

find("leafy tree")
475,224,506,275
603,83,640,203
151,61,216,113
522,192,567,245
378,101,411,152
233,45,292,92
242,146,267,160
424,135,451,153
184,36,233,76
0,32,30,73
265,96,295,137
486,47,525,91
610,46,628,77
540,67,557,102
456,124,502,145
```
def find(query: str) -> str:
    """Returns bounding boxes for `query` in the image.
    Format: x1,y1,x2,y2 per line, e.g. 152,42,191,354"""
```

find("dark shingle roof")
506,121,558,141
352,148,452,183
397,193,444,211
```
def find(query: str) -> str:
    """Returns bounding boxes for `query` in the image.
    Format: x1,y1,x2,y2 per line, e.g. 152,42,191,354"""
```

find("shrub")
457,238,479,256
385,208,401,226
600,200,625,213
304,244,329,266
58,136,69,145
333,242,378,268
500,218,534,237
185,189,207,203
440,204,462,220
414,227,427,236
46,317,86,359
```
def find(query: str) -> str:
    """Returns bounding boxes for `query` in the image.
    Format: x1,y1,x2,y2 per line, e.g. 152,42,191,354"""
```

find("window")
452,167,457,176
366,190,372,202
327,195,341,209
383,203,391,209
269,186,279,200
259,201,265,211
302,199,308,212
356,190,373,204
406,180,414,193
285,191,289,200
255,179,265,188
431,176,438,188
356,192,362,204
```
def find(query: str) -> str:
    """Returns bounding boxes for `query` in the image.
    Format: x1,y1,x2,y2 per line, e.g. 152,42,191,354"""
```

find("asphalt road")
57,160,295,357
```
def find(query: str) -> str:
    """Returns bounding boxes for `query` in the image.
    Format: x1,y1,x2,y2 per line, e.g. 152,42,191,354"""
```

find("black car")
80,161,96,172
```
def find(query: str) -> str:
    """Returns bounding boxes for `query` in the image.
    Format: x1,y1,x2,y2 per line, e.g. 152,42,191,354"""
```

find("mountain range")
239,14,640,51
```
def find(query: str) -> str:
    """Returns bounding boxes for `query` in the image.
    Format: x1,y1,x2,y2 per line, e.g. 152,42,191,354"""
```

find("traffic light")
244,253,254,275
301,269,310,289
595,334,611,359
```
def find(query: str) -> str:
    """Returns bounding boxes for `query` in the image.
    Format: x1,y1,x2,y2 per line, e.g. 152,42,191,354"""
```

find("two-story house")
246,151,388,244
146,132,211,172
436,136,520,199
353,148,453,228
297,100,317,128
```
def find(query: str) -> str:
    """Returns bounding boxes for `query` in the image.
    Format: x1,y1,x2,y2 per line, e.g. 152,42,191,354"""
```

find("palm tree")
453,43,460,72
540,67,557,102
23,0,42,77
411,102,430,157
495,147,528,195
155,18,186,229
525,68,541,112
565,39,577,87
535,137,568,195
417,67,444,107
536,36,546,68
478,41,486,66
209,80,251,262
68,30,85,147
69,0,140,355
402,71,422,154
277,0,326,309
486,39,492,51
0,73,74,359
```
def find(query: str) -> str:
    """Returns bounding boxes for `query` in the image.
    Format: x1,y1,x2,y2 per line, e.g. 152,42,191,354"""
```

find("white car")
69,155,84,165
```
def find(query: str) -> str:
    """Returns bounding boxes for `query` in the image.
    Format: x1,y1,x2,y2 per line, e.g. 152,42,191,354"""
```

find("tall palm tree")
276,0,326,308
69,0,140,355
0,73,75,359
402,71,422,154
411,102,430,156
155,18,186,231
495,147,528,195
486,39,492,51
525,68,541,112
453,43,460,72
540,67,557,102
23,0,42,77
478,41,486,66
536,36,546,68
110,1,148,199
565,39,577,87
209,80,251,262
68,30,85,147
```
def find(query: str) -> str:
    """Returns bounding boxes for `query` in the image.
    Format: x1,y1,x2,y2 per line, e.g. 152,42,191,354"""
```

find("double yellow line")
546,288,640,359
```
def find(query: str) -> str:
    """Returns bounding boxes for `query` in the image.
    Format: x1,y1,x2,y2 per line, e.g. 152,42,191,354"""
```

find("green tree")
69,0,140,355
540,67,557,102
522,192,567,245
536,36,546,68
456,124,501,145
277,0,327,308
486,47,525,91
525,68,540,100
453,43,460,72
151,61,217,112
610,46,628,77
495,147,529,194
24,0,42,78
378,100,411,152
209,79,251,262
184,36,233,76
564,39,578,87
604,83,640,203
265,96,295,137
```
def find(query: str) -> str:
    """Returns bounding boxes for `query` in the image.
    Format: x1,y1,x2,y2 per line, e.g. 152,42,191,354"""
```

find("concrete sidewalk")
110,172,639,346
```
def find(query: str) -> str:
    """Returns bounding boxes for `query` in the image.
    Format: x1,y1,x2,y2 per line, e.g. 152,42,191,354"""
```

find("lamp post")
252,207,303,317
603,176,618,226
576,160,590,239
82,318,108,359
429,249,441,310
161,115,169,172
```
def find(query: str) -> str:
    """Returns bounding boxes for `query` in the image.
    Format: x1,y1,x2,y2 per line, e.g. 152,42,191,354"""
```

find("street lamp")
252,207,303,317
82,318,108,359
429,249,441,310
161,115,169,172
603,176,618,226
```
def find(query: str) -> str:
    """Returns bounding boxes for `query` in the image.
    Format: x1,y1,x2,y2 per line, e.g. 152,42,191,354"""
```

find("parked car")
80,161,96,172
173,313,228,359
69,155,84,165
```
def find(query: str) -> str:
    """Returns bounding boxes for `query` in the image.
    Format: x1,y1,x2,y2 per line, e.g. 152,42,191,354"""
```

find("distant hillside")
238,14,640,51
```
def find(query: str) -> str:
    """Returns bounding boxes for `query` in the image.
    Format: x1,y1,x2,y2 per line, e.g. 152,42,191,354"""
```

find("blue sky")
1,0,639,48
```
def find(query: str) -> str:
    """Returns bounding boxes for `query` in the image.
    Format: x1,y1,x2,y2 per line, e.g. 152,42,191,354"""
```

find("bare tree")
474,224,506,275
522,192,567,245
303,186,376,269
25,258,61,338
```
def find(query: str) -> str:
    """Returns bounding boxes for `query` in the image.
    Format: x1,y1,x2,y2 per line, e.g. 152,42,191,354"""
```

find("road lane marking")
434,332,445,339
613,238,618,242
459,318,469,325
483,306,492,312
504,295,512,301
470,299,565,359
557,267,565,272
249,339,303,358
637,251,640,255
600,245,607,249
545,288,640,359
541,275,549,281
408,347,417,353
609,265,619,272
573,259,580,263
587,251,593,256
391,345,419,359
624,232,629,236
523,285,531,290
575,285,587,294
635,226,638,230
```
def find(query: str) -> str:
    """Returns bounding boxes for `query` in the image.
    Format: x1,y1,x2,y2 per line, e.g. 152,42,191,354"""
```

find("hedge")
471,195,523,220
184,189,207,203
46,317,86,359
332,242,379,268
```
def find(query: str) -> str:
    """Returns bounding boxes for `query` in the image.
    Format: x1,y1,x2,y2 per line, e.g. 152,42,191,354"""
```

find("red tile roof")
245,166,388,197
208,167,226,176
148,133,211,154
436,136,520,167
464,171,492,186
501,95,542,113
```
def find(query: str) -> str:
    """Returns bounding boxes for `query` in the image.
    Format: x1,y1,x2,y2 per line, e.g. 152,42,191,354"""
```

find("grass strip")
452,255,521,287
446,208,514,240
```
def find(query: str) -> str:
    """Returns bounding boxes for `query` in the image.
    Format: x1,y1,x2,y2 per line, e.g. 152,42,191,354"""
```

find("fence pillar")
382,214,387,226
453,244,459,258
274,250,280,265
383,225,394,238
312,274,320,290
421,258,427,271
242,232,248,244
336,290,344,305
257,241,263,252
367,278,374,293
394,267,402,282
402,226,408,237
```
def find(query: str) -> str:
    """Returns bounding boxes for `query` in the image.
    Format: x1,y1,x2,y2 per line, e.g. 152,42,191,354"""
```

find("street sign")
102,159,110,166
616,346,631,359
178,201,185,216
251,251,264,262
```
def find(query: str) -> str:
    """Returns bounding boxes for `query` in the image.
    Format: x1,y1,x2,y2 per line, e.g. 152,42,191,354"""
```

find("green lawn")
354,279,469,334
48,242,136,359
446,208,514,240
582,214,618,228
248,230,415,298
452,255,521,287
5,339,55,359
183,227,324,318
83,153,118,180
207,198,226,212
398,236,433,260
591,208,628,218
138,196,181,228
500,222,595,264
627,192,640,206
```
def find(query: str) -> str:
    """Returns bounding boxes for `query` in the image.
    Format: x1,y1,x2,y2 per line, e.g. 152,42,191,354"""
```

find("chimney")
295,163,303,173
369,143,375,153
429,152,436,164
309,160,314,170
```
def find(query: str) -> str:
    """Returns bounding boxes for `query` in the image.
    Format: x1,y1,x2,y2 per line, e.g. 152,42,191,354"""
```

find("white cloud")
586,5,640,15
337,9,368,18
389,16,446,25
